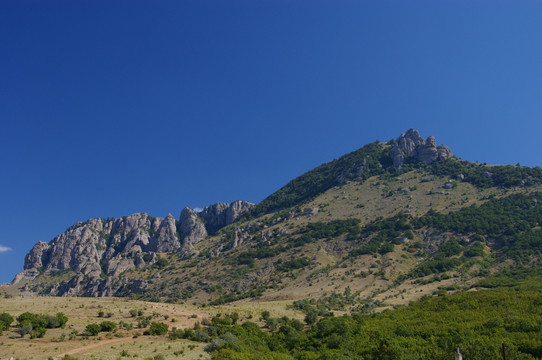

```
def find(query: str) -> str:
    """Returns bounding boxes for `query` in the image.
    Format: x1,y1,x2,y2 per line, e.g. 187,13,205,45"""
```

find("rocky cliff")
14,200,253,296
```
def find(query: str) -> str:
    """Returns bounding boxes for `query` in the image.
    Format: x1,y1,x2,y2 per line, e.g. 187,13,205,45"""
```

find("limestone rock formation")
200,200,255,235
24,241,50,270
179,207,208,249
200,202,229,235
14,200,254,297
152,214,180,253
390,129,453,168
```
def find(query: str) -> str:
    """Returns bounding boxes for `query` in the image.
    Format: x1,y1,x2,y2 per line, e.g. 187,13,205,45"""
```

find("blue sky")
1,1,541,284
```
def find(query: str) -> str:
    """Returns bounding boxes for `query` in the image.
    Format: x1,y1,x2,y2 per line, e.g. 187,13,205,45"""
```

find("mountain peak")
390,128,453,167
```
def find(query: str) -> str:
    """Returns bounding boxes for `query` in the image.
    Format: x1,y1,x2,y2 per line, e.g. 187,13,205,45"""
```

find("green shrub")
0,312,14,327
85,323,101,336
149,322,168,335
154,258,168,269
99,321,117,332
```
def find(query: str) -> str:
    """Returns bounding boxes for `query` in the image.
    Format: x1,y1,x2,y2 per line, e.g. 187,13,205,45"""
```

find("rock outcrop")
390,129,453,168
24,241,50,270
151,214,180,253
200,200,255,235
14,200,253,296
178,207,208,253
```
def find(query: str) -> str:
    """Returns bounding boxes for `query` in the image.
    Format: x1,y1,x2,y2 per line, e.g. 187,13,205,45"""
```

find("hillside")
7,129,542,312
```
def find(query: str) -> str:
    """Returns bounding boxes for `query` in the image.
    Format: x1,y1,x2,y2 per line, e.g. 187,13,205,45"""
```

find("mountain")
10,129,542,310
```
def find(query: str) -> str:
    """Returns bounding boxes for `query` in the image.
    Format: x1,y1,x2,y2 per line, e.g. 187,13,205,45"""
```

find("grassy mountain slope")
244,141,392,218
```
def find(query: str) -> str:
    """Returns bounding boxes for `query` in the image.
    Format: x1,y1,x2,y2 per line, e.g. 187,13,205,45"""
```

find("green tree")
16,323,33,338
304,310,318,326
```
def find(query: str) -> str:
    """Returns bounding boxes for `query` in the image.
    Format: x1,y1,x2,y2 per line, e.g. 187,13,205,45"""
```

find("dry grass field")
0,296,300,360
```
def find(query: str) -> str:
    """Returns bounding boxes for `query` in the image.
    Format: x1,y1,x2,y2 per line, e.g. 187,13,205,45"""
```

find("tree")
16,323,33,338
304,310,318,326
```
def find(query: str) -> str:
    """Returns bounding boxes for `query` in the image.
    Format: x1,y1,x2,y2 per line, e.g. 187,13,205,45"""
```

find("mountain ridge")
13,200,254,296
10,129,542,310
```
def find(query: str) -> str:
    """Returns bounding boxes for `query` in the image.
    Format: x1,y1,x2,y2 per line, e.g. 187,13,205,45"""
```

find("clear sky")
1,1,541,284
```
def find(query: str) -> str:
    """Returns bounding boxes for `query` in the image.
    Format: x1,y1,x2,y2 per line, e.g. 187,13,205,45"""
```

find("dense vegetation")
169,285,542,359
414,192,542,263
8,312,69,338
432,158,542,189
345,192,542,276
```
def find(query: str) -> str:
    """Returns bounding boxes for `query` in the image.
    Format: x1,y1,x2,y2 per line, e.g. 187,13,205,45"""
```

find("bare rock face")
200,202,230,235
397,129,425,156
437,145,453,160
200,200,255,235
152,214,180,253
233,228,251,248
178,207,208,248
24,241,50,270
417,136,439,163
226,200,254,223
390,129,453,168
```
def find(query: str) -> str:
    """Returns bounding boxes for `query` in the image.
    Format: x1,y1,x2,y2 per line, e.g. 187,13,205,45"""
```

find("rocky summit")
390,128,453,168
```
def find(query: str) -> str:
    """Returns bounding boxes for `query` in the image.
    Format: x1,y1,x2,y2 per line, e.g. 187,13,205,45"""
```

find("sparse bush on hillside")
149,321,168,335
62,355,79,360
276,257,311,272
85,323,101,336
154,257,168,269
99,320,117,332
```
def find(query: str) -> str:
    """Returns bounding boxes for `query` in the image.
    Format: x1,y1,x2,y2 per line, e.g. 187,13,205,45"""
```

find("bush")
149,322,168,335
168,328,184,340
154,258,168,269
29,326,46,339
14,311,68,338
0,313,14,327
138,317,150,328
100,321,117,332
85,323,101,336
62,356,79,360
